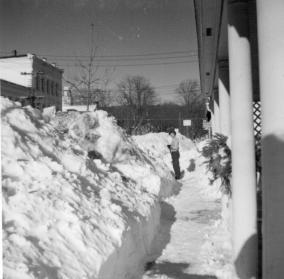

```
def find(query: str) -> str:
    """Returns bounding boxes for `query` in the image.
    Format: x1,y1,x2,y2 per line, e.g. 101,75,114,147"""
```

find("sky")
0,0,200,104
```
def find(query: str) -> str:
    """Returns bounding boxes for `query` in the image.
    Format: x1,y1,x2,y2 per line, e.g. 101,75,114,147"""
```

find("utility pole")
87,23,95,111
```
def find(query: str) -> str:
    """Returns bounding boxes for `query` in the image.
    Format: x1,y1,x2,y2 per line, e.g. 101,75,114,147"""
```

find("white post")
209,97,216,135
218,59,231,136
213,88,221,134
257,0,284,278
228,0,257,278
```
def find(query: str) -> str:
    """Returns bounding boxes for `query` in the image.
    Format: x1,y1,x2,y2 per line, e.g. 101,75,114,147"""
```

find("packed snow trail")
143,153,222,279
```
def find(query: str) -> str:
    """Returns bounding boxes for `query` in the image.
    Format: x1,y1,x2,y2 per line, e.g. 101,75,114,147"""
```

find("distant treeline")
101,104,208,138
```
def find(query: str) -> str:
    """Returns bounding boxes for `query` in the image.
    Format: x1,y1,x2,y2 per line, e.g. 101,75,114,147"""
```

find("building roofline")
0,53,64,73
0,54,28,59
193,0,223,97
0,78,31,89
193,0,203,94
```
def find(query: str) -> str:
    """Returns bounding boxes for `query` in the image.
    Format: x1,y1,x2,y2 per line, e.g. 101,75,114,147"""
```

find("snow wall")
1,98,179,279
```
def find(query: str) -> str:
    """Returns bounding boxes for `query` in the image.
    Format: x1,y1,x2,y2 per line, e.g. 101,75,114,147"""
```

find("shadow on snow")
145,261,217,279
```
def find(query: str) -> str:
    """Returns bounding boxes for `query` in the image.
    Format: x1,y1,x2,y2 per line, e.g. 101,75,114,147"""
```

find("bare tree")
64,24,115,110
176,79,204,117
99,67,116,107
117,75,156,128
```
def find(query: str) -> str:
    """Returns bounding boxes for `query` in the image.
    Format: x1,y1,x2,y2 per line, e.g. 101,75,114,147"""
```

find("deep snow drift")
1,98,179,279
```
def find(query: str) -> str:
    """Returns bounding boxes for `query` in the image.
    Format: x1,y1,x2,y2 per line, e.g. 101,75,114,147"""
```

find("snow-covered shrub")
201,133,232,196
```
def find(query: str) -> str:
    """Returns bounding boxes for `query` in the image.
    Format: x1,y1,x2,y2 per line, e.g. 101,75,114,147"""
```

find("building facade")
194,0,284,278
0,53,63,110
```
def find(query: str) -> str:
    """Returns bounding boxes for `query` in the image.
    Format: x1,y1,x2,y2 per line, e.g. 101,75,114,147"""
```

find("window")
47,80,50,94
55,84,58,96
51,81,54,95
41,78,45,92
36,75,40,90
206,28,212,36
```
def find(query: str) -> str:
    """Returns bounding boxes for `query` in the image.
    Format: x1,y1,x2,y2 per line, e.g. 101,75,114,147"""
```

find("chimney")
42,57,47,62
13,50,17,57
51,63,56,67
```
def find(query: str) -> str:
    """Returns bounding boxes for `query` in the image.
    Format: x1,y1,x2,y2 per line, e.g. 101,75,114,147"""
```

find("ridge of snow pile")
1,98,177,279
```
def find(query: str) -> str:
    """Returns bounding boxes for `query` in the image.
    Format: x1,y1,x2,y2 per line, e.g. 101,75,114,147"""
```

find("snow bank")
1,98,177,279
42,106,56,123
133,132,195,178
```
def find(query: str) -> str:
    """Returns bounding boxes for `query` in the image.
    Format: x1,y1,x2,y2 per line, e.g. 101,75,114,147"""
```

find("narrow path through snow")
143,159,221,279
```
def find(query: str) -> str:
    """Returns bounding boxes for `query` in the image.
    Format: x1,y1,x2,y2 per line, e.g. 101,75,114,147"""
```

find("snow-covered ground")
141,146,233,279
62,104,97,112
1,98,233,279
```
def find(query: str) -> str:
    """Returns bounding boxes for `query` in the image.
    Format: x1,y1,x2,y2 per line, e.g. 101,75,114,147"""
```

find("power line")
43,54,197,62
34,50,197,58
58,59,198,68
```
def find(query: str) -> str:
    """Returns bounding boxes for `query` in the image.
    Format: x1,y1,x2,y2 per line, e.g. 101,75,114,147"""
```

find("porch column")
218,59,231,136
256,0,284,278
213,88,221,134
228,1,257,278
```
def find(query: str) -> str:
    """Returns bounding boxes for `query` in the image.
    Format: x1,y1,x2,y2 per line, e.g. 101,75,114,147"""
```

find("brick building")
0,53,63,110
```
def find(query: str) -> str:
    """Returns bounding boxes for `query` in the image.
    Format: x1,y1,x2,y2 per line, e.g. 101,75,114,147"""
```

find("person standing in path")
167,130,181,180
